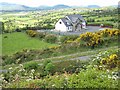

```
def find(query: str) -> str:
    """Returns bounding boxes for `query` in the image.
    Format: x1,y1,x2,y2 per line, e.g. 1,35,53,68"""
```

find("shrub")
43,60,52,67
44,34,57,43
26,30,37,37
78,32,103,48
45,62,55,74
100,53,119,69
2,55,15,65
99,29,120,37
24,61,39,70
37,32,46,39
92,50,119,69
6,67,118,88
60,35,79,43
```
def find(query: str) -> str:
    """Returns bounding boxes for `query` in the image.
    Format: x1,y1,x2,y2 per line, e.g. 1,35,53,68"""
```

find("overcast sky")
0,0,119,7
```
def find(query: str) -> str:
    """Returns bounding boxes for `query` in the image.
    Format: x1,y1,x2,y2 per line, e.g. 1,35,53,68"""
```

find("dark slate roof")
60,18,72,27
66,14,85,23
60,14,85,27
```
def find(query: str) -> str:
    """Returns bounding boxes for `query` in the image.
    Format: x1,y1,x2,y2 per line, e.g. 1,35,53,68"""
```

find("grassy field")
2,32,58,55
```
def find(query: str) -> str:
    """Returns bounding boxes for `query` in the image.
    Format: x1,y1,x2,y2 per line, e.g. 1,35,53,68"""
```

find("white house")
55,14,87,32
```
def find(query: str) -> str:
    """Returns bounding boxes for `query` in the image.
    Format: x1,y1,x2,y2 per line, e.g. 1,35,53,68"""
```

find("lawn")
2,32,58,55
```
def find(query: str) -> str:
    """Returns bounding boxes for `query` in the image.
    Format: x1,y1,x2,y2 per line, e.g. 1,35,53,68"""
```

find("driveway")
55,26,109,35
37,26,110,35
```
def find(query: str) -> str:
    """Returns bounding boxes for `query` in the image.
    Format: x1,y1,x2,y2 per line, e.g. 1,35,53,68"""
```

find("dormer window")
59,22,62,24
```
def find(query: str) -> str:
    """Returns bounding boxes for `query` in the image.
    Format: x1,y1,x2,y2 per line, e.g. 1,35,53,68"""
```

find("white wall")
55,19,67,32
82,22,86,28
67,26,73,31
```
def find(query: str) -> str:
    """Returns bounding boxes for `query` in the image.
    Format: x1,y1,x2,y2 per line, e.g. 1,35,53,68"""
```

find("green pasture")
0,35,2,55
2,32,58,55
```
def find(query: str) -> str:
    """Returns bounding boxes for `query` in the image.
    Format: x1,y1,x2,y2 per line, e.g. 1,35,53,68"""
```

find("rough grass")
3,46,118,69
0,34,2,55
2,32,58,55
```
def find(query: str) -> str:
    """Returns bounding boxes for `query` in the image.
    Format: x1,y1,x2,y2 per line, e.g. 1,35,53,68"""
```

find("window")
68,26,71,30
59,22,62,24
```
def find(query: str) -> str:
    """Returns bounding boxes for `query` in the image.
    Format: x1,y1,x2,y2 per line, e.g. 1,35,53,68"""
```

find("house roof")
60,14,85,27
66,14,85,23
60,18,72,27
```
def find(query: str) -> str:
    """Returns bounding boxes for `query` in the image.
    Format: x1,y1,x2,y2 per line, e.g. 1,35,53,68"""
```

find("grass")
2,32,58,55
0,34,2,55
3,46,118,69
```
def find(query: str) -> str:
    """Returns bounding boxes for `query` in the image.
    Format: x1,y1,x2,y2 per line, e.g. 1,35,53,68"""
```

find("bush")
37,32,46,39
41,60,55,75
26,30,37,37
76,32,103,48
44,34,57,43
6,67,119,88
100,53,119,69
45,62,55,74
60,35,79,43
2,55,15,65
92,50,119,69
24,61,39,70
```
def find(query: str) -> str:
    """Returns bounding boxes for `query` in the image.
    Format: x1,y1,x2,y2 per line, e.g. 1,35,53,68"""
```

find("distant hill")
0,2,71,11
0,2,117,11
37,4,71,10
52,4,71,9
111,5,117,7
87,5,101,8
37,5,51,10
0,2,32,11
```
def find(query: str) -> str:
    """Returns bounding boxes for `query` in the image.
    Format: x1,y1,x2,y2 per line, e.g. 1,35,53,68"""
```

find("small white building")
55,14,86,32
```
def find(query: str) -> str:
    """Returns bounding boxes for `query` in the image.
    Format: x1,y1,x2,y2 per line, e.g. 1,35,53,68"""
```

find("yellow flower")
100,58,107,64
109,54,118,60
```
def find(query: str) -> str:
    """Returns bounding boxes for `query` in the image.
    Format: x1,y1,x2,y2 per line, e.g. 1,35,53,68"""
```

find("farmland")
1,6,120,89
0,6,118,33
2,32,57,55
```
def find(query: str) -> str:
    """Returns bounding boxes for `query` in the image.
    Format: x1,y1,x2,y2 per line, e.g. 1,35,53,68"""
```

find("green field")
0,34,2,55
2,32,57,55
1,7,117,32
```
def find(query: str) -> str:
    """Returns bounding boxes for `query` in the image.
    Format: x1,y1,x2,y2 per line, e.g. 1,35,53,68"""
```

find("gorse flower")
109,54,118,60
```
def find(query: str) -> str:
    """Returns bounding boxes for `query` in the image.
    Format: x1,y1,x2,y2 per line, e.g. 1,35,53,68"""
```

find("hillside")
0,2,117,11
0,2,32,11
52,4,71,9
0,3,119,88
87,5,101,8
0,2,71,11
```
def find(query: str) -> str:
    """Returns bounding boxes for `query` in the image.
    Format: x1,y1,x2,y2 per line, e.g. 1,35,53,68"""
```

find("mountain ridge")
0,2,117,11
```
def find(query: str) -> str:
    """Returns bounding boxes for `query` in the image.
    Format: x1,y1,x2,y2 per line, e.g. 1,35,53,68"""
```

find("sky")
0,0,119,7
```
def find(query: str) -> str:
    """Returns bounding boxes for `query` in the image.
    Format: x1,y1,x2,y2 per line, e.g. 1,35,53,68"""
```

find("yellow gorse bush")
109,54,118,60
100,53,119,69
97,28,120,37
66,29,120,48
78,32,102,47
26,30,37,37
